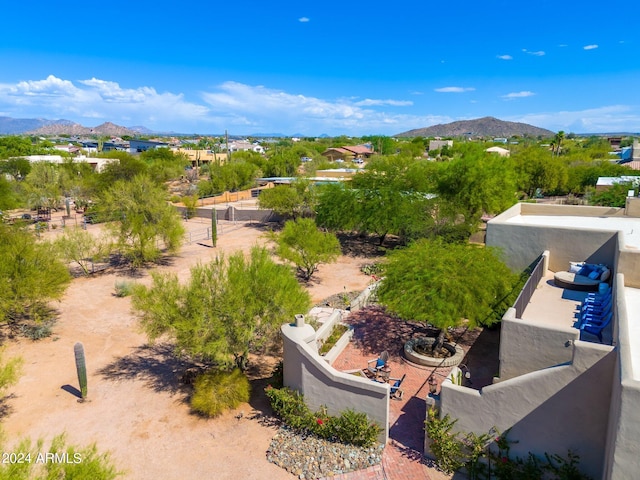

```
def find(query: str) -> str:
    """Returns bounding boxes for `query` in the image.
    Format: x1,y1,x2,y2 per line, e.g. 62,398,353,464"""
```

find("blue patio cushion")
376,358,385,368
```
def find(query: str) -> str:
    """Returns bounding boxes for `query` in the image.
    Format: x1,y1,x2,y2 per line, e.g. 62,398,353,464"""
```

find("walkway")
328,306,500,480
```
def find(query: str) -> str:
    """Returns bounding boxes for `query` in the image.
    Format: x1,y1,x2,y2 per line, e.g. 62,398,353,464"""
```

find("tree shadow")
245,360,282,427
389,395,427,452
98,343,204,396
346,306,438,359
0,394,16,420
459,326,501,390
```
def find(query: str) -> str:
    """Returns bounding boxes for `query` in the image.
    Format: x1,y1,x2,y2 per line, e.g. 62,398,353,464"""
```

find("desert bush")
114,280,135,298
0,433,122,480
265,387,381,447
190,368,251,417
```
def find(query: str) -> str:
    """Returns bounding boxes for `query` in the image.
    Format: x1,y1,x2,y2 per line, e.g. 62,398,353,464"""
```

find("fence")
512,252,546,318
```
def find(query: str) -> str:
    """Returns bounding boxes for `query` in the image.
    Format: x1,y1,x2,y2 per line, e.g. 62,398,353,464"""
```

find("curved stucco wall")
281,322,389,443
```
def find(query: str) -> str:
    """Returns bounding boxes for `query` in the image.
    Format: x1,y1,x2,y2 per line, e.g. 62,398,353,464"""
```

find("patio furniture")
366,351,389,379
388,374,406,400
554,263,611,292
580,311,613,343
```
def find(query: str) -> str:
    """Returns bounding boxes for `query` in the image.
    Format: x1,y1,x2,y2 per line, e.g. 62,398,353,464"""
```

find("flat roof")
504,215,640,248
623,288,640,380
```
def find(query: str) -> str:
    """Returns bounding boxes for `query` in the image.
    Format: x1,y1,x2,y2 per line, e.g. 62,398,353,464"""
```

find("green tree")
0,157,32,179
590,182,635,207
258,179,316,220
435,148,517,228
0,224,71,324
54,227,113,276
132,246,311,368
269,218,341,281
377,239,518,351
95,153,148,192
513,146,568,197
97,176,184,267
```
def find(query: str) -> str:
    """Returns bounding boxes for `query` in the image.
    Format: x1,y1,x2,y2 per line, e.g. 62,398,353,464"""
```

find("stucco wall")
486,220,618,275
439,341,616,479
603,274,640,479
499,308,579,380
281,321,389,444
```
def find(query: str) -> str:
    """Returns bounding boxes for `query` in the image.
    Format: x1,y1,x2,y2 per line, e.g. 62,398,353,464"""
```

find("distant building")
596,176,640,192
129,139,168,153
485,146,510,157
321,145,373,162
428,139,453,151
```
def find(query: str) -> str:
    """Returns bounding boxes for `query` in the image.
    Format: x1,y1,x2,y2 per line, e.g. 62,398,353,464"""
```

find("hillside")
0,116,76,135
396,116,554,138
28,121,138,137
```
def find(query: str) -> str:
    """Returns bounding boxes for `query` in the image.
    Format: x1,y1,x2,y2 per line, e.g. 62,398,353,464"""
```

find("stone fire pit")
404,337,464,367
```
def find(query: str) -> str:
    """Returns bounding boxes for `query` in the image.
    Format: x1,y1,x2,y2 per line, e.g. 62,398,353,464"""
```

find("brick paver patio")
327,305,500,480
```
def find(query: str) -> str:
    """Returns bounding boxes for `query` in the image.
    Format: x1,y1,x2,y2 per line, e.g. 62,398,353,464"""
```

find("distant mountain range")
396,116,555,138
0,116,151,136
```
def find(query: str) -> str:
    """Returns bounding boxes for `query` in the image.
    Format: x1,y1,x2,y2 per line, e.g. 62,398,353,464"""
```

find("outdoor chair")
367,351,390,379
580,311,613,343
388,374,406,400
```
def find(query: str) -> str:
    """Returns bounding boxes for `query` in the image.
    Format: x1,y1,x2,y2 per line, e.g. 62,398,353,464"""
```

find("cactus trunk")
211,209,218,247
74,342,88,401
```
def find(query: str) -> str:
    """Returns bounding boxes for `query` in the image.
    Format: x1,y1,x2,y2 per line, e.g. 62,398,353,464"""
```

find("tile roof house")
321,145,373,162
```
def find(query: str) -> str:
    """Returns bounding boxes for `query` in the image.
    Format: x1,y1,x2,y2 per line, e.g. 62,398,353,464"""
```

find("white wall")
281,320,389,444
439,341,615,479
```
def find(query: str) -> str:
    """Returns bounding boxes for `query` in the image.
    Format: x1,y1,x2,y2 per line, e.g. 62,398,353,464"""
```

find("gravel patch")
266,426,384,479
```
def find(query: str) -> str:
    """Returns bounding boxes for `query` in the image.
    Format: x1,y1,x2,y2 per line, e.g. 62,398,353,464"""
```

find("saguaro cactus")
211,208,218,247
74,342,88,401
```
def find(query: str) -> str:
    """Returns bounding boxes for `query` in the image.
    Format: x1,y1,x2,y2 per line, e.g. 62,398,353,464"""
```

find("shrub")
319,324,349,355
0,433,122,480
190,368,251,417
114,280,135,298
425,408,593,479
265,387,381,447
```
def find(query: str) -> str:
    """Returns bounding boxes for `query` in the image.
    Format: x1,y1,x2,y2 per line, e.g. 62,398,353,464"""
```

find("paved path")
326,305,499,480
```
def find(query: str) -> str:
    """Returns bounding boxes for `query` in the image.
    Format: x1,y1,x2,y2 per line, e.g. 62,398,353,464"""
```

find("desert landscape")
1,213,375,479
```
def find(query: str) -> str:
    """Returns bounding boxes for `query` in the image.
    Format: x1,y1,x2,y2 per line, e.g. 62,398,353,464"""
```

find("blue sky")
1,0,639,136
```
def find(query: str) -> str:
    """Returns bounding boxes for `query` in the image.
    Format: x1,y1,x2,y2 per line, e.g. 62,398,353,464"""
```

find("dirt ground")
1,212,374,479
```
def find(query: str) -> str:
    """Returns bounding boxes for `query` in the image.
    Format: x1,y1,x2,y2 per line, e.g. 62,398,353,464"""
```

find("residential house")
428,139,453,151
129,139,168,153
321,145,374,162
432,200,640,479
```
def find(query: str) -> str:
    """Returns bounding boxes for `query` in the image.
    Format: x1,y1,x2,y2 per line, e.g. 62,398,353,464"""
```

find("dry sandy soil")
2,213,374,479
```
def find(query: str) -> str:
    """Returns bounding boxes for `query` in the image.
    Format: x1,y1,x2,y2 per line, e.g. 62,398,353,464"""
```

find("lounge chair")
580,311,613,342
388,374,406,400
367,351,389,378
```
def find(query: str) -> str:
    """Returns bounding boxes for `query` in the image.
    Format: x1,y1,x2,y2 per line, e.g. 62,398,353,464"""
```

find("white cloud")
522,49,545,56
583,44,598,50
354,99,413,107
298,17,309,22
515,105,640,133
497,55,513,60
201,82,449,135
0,75,210,129
502,91,535,99
434,86,475,93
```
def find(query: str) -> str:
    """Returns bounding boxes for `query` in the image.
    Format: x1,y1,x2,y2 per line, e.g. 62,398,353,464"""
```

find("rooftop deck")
521,272,613,345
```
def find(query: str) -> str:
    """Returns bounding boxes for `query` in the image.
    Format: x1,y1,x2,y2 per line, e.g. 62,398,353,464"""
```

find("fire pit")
404,337,464,367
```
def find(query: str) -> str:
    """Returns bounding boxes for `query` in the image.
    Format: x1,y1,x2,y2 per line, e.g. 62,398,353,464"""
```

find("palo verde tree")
376,238,519,352
54,227,113,276
269,217,341,281
258,178,316,220
132,246,311,369
0,223,71,325
97,175,184,267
